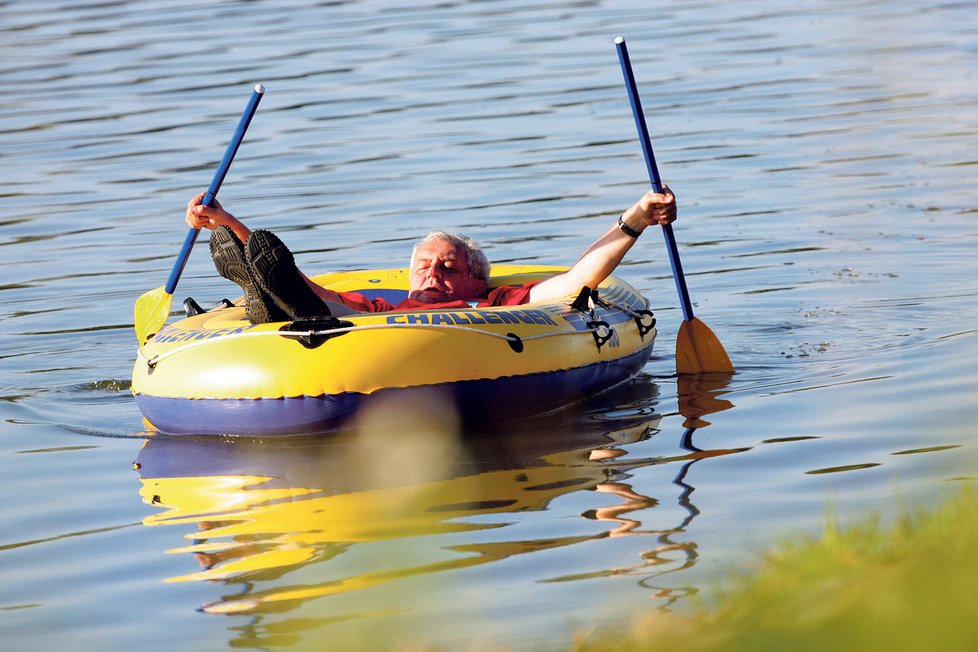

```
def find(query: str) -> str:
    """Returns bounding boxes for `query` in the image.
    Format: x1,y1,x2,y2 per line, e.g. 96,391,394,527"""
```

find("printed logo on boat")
385,308,557,327
152,325,249,343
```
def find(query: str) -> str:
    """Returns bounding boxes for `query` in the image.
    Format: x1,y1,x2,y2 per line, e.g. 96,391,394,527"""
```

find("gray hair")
411,230,491,282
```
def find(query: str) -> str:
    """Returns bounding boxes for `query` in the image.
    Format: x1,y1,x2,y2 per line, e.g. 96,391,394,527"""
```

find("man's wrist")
617,213,645,238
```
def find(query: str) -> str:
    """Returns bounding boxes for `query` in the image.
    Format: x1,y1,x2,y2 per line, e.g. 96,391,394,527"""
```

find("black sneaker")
246,229,331,320
209,226,288,324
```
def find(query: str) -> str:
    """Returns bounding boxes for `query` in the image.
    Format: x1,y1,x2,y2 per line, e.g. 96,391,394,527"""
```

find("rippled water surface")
2,1,976,649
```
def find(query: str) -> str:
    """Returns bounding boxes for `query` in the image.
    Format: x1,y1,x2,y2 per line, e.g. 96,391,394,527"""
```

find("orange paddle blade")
134,285,172,344
675,317,734,374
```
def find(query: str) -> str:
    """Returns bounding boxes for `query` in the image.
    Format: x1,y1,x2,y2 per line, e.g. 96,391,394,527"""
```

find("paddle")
134,84,265,344
614,37,733,374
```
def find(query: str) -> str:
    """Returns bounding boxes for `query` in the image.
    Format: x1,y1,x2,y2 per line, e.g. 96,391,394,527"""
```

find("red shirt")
337,282,538,313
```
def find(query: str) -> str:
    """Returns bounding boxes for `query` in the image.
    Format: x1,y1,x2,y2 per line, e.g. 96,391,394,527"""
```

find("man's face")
409,239,487,303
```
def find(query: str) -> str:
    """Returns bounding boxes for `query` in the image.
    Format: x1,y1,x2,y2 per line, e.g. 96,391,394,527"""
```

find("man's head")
409,231,490,303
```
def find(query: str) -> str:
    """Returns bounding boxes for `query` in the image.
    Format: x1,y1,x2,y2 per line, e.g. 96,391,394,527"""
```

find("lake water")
2,1,976,649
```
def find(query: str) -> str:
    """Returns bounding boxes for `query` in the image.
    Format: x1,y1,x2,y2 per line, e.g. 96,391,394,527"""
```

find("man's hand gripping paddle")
615,38,733,374
134,84,265,344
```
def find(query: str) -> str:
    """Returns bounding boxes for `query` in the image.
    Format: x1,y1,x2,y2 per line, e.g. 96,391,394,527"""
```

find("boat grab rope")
137,319,621,369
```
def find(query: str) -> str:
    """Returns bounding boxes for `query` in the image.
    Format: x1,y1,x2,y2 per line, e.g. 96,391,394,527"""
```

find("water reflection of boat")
132,375,743,637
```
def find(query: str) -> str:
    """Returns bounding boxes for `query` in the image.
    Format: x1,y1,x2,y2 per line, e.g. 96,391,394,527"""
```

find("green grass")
576,487,978,652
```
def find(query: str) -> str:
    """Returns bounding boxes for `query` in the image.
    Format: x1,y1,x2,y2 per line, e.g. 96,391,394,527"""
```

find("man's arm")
528,187,676,303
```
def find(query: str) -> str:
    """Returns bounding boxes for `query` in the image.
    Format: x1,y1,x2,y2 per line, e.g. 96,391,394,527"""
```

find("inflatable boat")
132,265,657,436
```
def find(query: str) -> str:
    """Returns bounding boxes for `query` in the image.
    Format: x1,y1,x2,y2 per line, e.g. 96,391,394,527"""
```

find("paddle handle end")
254,83,265,94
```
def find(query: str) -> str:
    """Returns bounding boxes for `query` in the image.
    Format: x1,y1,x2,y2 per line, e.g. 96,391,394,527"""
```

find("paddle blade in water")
134,285,172,344
676,317,734,374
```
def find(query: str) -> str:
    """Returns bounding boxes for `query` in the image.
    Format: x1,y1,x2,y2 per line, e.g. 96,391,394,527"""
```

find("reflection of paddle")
134,84,265,344
677,374,734,428
615,38,734,374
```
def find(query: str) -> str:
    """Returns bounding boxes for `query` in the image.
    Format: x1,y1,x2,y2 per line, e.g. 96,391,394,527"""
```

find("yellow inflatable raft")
132,265,656,436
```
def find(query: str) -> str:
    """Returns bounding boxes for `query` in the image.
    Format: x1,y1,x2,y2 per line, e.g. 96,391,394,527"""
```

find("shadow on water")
131,373,741,641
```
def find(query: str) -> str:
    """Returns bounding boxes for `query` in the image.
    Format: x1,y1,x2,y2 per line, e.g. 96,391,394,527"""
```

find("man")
185,188,677,323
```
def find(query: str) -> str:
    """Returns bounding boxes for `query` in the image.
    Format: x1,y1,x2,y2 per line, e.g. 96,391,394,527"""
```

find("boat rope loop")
137,318,612,369
588,319,614,350
280,316,356,349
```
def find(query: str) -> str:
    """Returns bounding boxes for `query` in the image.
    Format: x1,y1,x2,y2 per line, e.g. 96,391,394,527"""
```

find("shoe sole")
209,227,286,324
247,230,329,320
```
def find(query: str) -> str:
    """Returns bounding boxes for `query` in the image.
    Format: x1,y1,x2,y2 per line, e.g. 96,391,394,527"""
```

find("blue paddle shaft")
615,38,695,323
164,85,265,295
